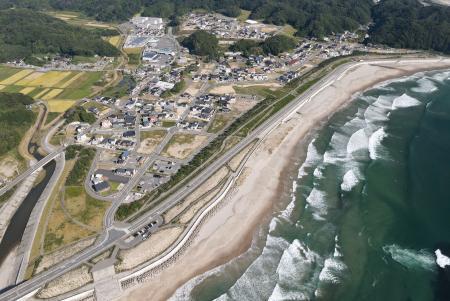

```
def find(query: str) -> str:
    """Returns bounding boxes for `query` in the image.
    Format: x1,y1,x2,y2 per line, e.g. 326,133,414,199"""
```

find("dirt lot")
137,130,166,154
162,134,208,160
37,265,92,298
209,85,236,94
116,226,184,271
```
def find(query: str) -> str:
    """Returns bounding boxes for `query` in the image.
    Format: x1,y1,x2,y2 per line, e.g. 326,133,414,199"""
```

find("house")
114,168,135,176
123,130,136,138
101,119,112,128
93,181,110,192
118,151,129,164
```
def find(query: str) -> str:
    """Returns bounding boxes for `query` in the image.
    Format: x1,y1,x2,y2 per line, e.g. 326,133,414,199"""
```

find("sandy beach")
120,59,450,301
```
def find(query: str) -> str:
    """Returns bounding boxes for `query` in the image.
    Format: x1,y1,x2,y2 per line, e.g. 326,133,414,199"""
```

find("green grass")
45,112,60,125
0,66,20,81
72,56,98,64
237,9,251,22
161,120,176,128
82,101,108,111
65,185,109,225
0,186,16,206
102,74,135,98
233,85,277,98
127,52,141,66
208,114,230,133
2,85,24,93
141,129,166,140
57,72,103,99
28,87,46,98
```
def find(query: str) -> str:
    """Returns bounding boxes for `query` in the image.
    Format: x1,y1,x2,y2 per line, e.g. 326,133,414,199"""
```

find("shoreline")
120,59,450,301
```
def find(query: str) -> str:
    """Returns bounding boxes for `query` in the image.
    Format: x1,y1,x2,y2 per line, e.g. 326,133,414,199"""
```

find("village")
44,12,395,206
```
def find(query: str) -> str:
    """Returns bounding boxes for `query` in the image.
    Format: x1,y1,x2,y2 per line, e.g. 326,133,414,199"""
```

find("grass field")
47,100,77,112
0,67,104,106
47,10,117,30
42,157,109,253
237,9,251,22
208,114,231,133
107,36,122,47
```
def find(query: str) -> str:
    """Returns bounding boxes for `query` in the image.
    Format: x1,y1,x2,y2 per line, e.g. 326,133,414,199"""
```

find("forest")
1,0,449,54
368,0,450,54
231,35,297,56
0,93,36,157
0,9,120,62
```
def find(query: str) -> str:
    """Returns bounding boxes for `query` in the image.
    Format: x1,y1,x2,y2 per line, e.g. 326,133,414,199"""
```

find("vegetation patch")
0,93,36,158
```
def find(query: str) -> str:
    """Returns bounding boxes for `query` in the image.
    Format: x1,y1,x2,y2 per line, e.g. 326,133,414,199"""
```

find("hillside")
368,0,450,54
0,9,120,63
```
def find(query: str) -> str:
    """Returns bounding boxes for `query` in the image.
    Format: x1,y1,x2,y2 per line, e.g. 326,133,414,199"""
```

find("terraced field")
0,66,105,112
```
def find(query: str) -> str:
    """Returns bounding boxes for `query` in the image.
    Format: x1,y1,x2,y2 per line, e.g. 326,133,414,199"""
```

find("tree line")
0,9,120,63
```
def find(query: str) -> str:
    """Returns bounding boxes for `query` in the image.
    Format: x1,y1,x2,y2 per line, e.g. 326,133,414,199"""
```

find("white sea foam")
323,132,349,164
334,235,342,257
298,139,322,178
222,235,290,301
341,169,361,192
347,128,369,156
269,240,319,301
313,166,324,179
391,93,422,109
383,244,436,272
364,95,394,127
306,188,328,219
431,71,450,83
411,78,438,93
280,199,296,221
318,257,347,284
368,127,387,160
435,249,450,268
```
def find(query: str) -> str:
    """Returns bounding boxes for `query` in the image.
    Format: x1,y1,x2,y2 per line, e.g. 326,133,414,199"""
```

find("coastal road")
1,58,448,301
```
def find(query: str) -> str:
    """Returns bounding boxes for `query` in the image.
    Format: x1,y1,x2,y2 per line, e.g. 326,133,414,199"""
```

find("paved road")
1,58,447,301
0,148,64,197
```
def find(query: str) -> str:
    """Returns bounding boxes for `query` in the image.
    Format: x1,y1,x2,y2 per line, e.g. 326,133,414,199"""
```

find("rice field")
47,100,77,112
0,66,106,112
0,67,103,97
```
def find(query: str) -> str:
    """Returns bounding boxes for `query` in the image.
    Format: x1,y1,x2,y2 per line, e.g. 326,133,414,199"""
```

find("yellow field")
20,87,36,95
124,47,142,54
59,72,85,89
15,72,45,86
47,100,77,112
42,89,64,100
108,36,121,47
34,88,51,99
0,69,33,85
0,85,5,90
26,71,73,88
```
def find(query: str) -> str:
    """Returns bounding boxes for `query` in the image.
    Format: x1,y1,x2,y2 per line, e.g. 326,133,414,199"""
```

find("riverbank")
118,58,450,300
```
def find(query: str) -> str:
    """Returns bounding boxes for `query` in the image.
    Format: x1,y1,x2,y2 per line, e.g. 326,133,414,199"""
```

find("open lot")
137,130,167,154
162,133,208,160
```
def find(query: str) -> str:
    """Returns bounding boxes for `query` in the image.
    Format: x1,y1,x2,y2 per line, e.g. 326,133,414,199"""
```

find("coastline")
120,59,450,301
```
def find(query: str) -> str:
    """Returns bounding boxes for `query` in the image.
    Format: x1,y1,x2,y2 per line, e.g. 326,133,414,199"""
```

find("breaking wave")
383,244,437,272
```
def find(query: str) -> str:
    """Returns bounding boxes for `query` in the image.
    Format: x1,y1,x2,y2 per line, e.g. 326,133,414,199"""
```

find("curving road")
1,58,448,301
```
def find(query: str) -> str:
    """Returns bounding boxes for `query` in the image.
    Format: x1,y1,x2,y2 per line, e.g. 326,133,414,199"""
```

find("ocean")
171,70,450,301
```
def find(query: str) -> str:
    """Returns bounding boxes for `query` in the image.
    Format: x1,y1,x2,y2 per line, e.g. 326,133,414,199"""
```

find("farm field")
0,66,105,111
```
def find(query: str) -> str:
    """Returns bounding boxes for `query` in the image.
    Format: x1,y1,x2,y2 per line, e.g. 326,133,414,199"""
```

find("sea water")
171,70,450,301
